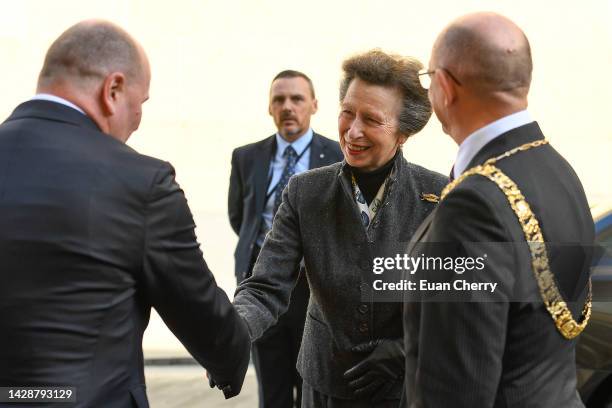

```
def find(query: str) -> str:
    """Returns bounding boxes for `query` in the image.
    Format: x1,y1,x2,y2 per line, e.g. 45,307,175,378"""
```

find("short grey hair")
38,21,143,88
339,49,432,138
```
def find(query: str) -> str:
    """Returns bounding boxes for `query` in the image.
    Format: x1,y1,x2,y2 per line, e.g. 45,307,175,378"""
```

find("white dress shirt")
30,93,86,115
453,110,533,179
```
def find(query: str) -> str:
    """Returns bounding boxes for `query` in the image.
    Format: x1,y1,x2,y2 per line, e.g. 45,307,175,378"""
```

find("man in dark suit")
0,20,249,407
228,70,343,408
402,12,594,407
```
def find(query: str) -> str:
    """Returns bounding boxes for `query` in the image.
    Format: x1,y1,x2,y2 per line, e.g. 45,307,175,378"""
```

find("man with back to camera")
0,20,249,407
228,70,343,407
402,12,595,407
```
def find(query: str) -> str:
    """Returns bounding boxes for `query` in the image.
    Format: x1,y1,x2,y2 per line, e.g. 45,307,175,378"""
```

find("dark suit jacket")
403,122,594,407
228,132,343,279
0,100,250,408
234,152,447,398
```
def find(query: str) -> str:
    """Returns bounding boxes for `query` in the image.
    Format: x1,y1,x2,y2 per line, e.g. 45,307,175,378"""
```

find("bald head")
36,20,151,143
37,20,146,90
433,12,532,97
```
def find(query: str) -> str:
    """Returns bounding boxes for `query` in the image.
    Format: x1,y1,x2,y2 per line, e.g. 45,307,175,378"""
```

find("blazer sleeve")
414,185,516,408
142,162,250,396
228,149,243,235
233,174,303,340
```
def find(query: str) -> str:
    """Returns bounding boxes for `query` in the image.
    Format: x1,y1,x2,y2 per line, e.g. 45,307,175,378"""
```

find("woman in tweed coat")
233,50,447,408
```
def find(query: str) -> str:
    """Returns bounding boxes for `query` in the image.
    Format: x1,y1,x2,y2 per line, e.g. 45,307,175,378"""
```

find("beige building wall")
1,0,610,356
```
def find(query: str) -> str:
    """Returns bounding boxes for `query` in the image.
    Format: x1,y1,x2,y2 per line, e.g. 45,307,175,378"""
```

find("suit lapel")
309,133,326,169
254,135,276,214
407,209,436,254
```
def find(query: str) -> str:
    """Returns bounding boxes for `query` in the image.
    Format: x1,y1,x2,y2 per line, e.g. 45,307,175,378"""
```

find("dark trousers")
246,245,309,408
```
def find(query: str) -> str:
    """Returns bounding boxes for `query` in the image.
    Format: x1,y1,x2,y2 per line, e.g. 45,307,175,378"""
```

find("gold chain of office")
440,139,592,340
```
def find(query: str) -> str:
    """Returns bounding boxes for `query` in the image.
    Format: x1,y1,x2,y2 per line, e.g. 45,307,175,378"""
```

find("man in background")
228,70,342,407
403,12,594,407
0,20,249,407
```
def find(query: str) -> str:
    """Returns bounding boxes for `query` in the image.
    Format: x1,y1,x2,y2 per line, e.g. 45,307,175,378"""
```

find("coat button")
359,323,369,333
358,304,368,314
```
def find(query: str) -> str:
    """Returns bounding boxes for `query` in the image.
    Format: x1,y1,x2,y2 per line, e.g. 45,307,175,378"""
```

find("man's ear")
437,70,457,107
101,72,125,115
312,98,318,115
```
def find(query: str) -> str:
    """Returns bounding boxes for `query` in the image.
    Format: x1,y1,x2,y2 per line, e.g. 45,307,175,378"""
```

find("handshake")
202,335,405,402
206,371,237,400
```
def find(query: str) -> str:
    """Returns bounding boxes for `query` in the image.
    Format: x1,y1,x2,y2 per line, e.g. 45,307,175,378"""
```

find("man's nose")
281,99,294,112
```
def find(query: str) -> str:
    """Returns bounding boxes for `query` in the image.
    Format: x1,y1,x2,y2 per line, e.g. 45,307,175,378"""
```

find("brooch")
420,193,440,203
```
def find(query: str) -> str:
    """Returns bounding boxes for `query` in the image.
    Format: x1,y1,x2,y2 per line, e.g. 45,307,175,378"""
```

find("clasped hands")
343,338,405,402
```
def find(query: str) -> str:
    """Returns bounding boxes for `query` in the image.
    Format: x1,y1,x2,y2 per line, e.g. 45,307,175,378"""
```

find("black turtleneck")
348,153,396,205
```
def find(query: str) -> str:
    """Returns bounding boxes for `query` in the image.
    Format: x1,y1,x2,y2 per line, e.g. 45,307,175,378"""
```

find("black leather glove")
343,338,405,402
206,371,236,399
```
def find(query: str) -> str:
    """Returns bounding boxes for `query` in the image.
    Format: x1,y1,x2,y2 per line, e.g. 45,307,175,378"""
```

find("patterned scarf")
350,168,393,228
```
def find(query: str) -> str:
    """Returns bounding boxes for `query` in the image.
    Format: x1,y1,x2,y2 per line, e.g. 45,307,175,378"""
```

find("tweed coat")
234,152,447,399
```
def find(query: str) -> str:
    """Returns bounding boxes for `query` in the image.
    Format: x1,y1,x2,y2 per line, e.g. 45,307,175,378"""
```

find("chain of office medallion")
440,139,591,340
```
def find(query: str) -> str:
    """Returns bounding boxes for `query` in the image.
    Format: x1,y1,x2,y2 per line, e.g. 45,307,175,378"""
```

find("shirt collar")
275,128,314,157
31,93,86,115
454,110,533,178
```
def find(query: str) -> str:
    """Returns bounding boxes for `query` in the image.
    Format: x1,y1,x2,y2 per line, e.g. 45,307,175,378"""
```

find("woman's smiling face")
338,78,406,171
